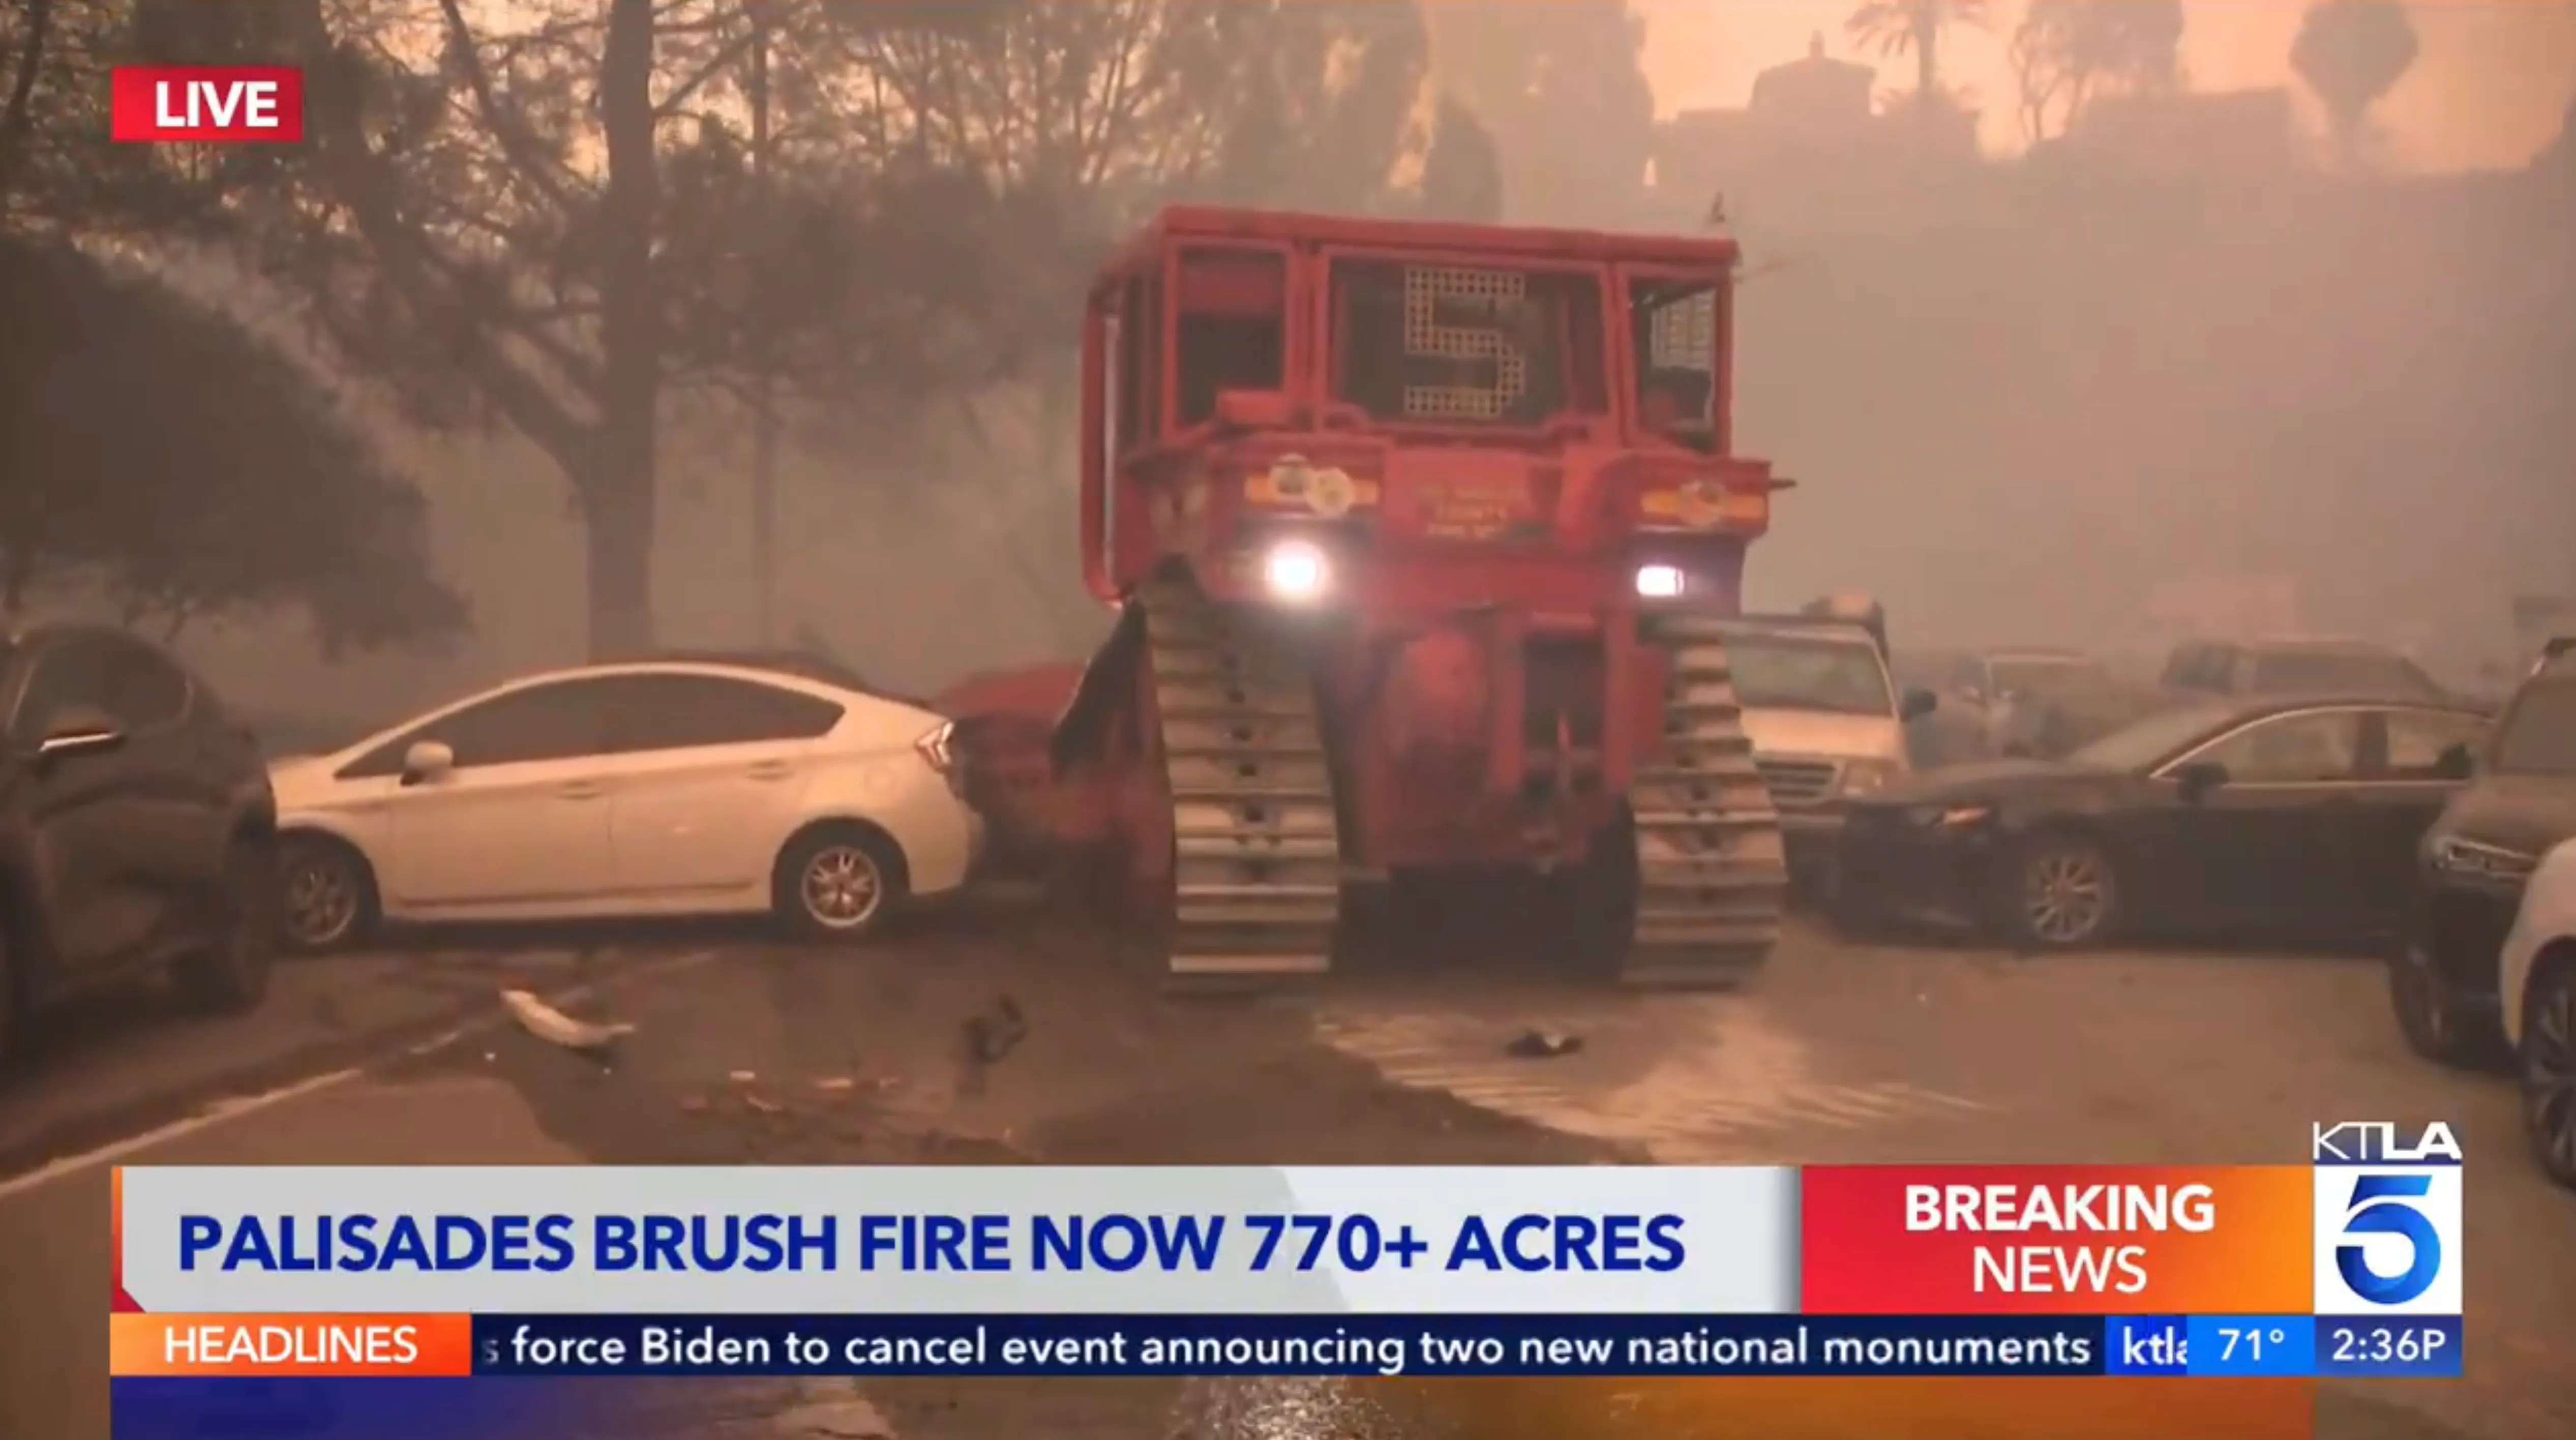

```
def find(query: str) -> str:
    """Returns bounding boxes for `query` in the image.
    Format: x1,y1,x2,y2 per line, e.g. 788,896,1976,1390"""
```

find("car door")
2152,707,2369,928
602,673,847,902
2349,707,2492,922
87,634,235,947
342,677,627,914
6,636,162,972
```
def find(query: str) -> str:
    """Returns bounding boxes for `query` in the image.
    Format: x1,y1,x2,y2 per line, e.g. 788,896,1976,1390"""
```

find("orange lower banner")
109,1313,475,1377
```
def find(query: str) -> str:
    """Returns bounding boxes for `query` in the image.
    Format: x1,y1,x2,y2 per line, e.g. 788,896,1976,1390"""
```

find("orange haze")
1627,0,2576,170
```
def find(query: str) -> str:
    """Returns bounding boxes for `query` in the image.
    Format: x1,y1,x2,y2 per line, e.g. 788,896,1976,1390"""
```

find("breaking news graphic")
102,1146,2461,1437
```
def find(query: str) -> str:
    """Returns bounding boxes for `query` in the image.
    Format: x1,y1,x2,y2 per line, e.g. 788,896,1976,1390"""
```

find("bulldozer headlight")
1263,540,1331,603
1635,563,1687,600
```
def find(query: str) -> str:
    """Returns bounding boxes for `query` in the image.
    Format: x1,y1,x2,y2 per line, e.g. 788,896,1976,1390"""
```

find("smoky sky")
1629,0,2576,170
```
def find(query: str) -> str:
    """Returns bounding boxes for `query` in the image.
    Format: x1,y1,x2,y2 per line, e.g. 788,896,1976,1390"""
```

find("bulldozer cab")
1077,207,1772,606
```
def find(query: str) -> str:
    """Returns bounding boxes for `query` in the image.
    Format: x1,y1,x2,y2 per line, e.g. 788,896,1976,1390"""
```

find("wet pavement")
1,916,2567,1439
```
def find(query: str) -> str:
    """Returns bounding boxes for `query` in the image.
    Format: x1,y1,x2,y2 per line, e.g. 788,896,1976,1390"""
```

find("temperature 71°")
2220,1325,2289,1362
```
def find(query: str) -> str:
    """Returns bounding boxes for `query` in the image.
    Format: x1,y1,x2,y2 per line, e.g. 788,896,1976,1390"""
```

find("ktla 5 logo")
2311,1121,2464,1314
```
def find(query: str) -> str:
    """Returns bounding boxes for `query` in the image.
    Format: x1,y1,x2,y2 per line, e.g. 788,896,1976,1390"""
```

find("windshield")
2066,701,2238,772
1331,260,1603,426
1724,634,1893,716
2250,648,2433,695
2493,680,2576,775
1993,657,2116,697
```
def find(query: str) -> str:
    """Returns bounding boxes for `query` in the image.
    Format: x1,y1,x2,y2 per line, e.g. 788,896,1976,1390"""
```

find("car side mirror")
33,706,126,762
1900,687,1939,721
2174,760,2229,801
2433,741,2475,782
400,740,456,786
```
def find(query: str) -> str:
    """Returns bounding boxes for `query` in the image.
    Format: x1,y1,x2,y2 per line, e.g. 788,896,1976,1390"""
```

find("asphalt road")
1,915,2567,1440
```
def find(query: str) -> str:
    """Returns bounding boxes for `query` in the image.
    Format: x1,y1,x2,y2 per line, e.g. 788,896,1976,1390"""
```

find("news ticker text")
123,1313,2466,1380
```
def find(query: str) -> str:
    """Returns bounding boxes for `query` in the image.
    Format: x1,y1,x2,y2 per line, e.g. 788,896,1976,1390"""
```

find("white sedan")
267,660,980,949
2502,837,2576,1190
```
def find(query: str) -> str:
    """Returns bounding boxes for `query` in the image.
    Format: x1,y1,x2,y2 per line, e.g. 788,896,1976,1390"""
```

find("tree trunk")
587,0,664,658
747,0,778,644
583,457,656,657
1916,27,1941,102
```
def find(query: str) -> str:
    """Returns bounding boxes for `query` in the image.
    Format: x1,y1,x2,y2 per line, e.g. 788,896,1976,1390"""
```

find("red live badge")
110,66,305,143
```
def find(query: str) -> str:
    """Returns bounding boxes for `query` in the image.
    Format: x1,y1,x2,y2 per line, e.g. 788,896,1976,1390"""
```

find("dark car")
2159,637,2448,701
1833,693,2490,950
0,624,279,1062
2388,641,2576,1069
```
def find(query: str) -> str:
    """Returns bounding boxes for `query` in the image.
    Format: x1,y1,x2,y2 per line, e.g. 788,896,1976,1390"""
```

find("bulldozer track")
1625,614,1788,987
1127,582,1783,989
1136,578,1344,987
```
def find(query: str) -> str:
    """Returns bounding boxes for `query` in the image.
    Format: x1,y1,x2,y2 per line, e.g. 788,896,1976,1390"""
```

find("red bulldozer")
943,206,1790,988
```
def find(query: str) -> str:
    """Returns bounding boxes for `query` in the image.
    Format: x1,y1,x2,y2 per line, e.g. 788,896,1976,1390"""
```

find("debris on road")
956,995,1029,1097
500,988,634,1052
1504,1029,1583,1060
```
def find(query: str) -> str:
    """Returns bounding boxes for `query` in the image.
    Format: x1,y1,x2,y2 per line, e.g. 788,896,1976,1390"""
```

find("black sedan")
1,623,280,1062
1833,693,2491,950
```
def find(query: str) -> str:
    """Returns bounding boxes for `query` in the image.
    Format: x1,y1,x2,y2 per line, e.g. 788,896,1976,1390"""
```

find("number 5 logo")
2336,1174,2442,1305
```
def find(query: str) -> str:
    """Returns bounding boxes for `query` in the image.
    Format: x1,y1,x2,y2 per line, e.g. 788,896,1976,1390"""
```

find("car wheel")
277,834,378,953
2388,939,2507,1070
2002,833,2117,950
775,826,907,942
2522,958,2576,1191
173,837,279,1014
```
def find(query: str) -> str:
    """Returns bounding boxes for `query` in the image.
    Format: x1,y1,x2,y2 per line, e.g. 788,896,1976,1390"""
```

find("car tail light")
916,722,961,789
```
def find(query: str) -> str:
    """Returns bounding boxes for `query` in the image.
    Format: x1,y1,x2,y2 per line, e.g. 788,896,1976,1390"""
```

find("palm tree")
2290,0,2420,167
1845,0,1990,103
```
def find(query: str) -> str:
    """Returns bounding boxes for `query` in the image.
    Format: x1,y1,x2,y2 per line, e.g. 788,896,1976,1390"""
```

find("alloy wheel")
2023,848,2110,946
800,846,884,931
282,853,359,948
2525,969,2576,1184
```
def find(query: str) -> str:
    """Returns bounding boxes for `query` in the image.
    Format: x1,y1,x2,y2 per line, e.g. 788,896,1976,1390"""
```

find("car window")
94,635,192,729
614,674,845,753
9,638,119,744
2493,679,2576,776
337,677,629,778
2382,709,2487,779
2185,710,2364,783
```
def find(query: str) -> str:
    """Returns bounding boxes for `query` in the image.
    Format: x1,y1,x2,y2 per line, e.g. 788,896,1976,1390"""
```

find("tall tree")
156,0,996,657
0,237,467,652
2007,0,2184,143
2290,0,2420,167
1419,93,1503,223
1428,0,1653,226
1845,0,1991,106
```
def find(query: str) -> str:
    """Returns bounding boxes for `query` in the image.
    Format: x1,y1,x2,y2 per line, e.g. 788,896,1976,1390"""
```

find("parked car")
1717,615,1936,895
2388,640,2576,1070
267,660,980,950
1935,647,2144,761
1834,692,2489,950
0,624,278,1062
2498,838,2576,1189
2159,637,2448,701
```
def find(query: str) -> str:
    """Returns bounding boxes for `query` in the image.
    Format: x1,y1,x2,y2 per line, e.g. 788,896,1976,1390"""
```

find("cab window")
1116,268,1163,454
1630,279,1720,452
1174,250,1286,427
